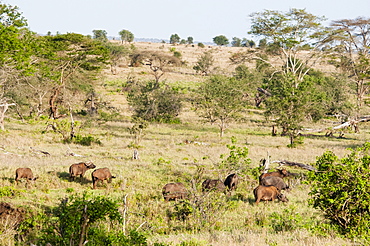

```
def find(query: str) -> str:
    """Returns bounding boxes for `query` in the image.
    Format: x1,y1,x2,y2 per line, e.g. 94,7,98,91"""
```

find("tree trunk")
0,103,15,131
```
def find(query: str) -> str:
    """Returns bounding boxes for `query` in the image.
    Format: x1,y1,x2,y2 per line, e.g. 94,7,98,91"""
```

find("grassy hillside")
0,42,368,245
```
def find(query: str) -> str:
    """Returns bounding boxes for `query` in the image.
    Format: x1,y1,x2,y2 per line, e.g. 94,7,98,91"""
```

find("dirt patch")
0,202,25,227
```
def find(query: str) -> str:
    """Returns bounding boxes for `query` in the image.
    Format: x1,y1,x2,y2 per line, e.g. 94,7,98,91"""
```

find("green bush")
72,134,102,146
308,142,370,240
36,192,124,245
0,186,21,197
127,80,183,123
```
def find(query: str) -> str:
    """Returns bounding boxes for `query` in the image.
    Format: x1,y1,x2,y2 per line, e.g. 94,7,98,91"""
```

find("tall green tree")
127,80,183,123
249,9,328,84
213,35,229,46
192,75,249,137
187,36,194,44
0,2,39,129
30,33,109,119
119,29,134,43
170,33,180,44
327,17,370,112
92,29,108,42
248,9,330,145
231,37,242,47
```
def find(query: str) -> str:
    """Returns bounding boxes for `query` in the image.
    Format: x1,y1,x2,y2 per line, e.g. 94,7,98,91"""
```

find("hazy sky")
3,0,370,43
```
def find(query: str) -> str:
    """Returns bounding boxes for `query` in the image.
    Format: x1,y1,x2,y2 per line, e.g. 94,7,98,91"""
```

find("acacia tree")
0,3,37,127
33,33,109,119
327,17,370,112
92,29,108,42
119,29,134,43
213,35,229,46
249,9,328,85
193,50,214,75
170,34,180,44
105,42,132,74
248,9,330,145
192,75,249,137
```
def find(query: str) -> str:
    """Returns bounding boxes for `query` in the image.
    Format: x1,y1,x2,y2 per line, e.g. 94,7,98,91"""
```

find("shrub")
308,142,370,241
127,80,183,123
0,186,20,197
72,134,102,146
36,192,124,245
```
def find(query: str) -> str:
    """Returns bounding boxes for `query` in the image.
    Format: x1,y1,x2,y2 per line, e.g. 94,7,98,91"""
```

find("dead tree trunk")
0,103,15,130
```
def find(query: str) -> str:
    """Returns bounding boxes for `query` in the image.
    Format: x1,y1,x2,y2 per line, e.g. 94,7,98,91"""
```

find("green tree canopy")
119,29,134,43
249,9,328,83
231,37,242,47
170,33,180,44
192,75,249,137
213,35,229,46
187,36,194,44
327,17,370,111
127,80,183,123
92,29,108,42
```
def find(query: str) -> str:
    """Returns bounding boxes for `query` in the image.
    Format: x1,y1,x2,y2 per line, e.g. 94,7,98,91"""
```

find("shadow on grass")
1,177,16,184
54,171,92,185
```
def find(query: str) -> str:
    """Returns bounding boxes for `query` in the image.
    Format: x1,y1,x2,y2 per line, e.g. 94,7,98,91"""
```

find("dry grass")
0,42,368,245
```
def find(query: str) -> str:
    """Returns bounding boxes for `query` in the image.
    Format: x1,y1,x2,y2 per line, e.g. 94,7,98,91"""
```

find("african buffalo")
162,182,187,201
91,168,115,189
69,161,96,181
202,179,226,192
260,176,289,191
15,168,38,183
253,185,288,205
224,173,239,191
259,169,290,184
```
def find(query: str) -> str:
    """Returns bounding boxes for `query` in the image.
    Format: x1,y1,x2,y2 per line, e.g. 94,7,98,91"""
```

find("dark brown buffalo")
162,182,187,201
259,169,290,184
69,161,96,181
15,168,38,183
202,179,226,192
91,168,115,189
253,185,289,205
224,173,239,191
260,176,289,191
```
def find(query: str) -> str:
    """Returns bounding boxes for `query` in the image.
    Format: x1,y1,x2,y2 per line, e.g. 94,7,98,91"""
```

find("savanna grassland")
1,41,369,246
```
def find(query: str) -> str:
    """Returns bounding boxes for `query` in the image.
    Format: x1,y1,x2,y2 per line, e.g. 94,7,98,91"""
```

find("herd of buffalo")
14,162,291,204
15,161,116,190
163,169,291,205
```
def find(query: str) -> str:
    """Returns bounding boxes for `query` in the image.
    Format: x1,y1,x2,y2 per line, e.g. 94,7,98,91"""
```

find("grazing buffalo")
91,168,115,189
202,179,226,192
259,169,290,184
224,173,239,191
162,182,187,201
69,161,96,181
15,168,38,183
253,185,288,205
260,176,289,191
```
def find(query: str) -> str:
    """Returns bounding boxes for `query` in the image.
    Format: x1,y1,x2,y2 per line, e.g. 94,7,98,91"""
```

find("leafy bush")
0,186,21,197
127,80,183,123
308,142,370,240
218,137,252,176
72,134,102,146
269,208,303,232
37,192,124,245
